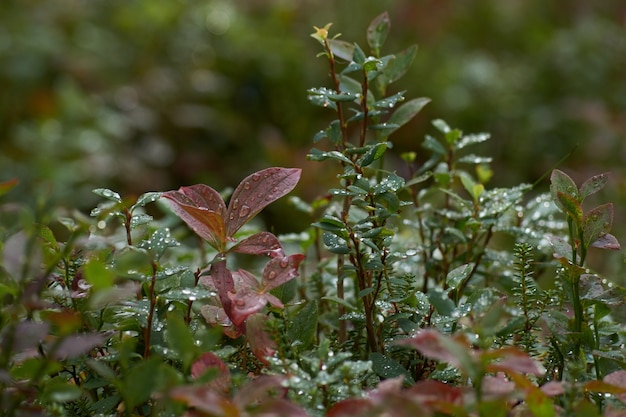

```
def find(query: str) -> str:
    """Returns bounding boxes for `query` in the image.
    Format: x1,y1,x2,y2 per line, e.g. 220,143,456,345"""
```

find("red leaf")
228,287,271,326
170,385,237,415
262,254,305,291
226,167,301,236
603,371,626,403
230,231,285,258
209,261,235,322
396,330,469,368
328,398,373,417
233,374,285,407
407,380,464,408
591,233,621,250
244,314,277,363
191,352,231,394
162,185,227,250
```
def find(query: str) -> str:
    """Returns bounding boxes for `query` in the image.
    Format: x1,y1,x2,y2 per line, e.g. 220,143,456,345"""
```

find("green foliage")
2,11,626,417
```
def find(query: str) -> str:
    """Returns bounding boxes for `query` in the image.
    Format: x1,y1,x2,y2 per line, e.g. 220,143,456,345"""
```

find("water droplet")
229,213,235,220
244,182,251,190
279,259,289,268
267,271,277,280
235,299,246,306
232,198,239,210
272,187,279,193
252,173,260,181
262,236,270,244
239,205,250,217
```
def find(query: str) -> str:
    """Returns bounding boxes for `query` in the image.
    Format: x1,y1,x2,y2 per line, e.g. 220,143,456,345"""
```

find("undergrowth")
1,12,626,417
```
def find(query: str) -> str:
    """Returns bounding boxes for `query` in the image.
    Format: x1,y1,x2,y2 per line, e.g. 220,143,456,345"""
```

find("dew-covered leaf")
555,191,583,224
591,233,620,250
92,188,122,203
209,260,235,322
579,172,610,201
550,169,579,210
455,133,490,150
370,352,414,383
547,235,572,260
358,142,388,167
230,231,284,258
262,254,305,291
582,203,613,249
162,185,226,250
287,301,317,350
191,352,231,392
226,168,300,237
131,192,162,210
139,228,179,259
446,263,473,291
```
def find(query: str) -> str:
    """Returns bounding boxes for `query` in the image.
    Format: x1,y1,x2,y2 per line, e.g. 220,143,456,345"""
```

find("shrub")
1,12,626,417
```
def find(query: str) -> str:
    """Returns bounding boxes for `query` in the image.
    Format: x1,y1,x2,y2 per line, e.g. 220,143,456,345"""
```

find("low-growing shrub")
1,12,625,417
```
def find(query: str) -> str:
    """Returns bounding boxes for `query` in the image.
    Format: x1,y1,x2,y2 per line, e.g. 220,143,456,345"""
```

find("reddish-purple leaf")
226,167,301,237
243,314,277,364
228,287,272,326
591,233,621,250
556,191,583,224
540,381,565,397
328,399,373,417
603,371,626,403
52,333,107,360
396,330,471,369
230,231,285,258
262,254,305,291
233,374,285,408
579,172,610,201
191,352,231,393
170,385,237,415
209,260,235,321
487,354,545,376
254,399,310,417
162,185,227,250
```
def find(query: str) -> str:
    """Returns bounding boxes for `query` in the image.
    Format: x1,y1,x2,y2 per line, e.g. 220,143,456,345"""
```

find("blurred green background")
2,0,625,242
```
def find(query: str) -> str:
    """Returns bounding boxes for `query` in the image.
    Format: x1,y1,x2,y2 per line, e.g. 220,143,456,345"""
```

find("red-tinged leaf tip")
226,167,302,237
591,233,621,250
487,355,545,377
327,399,373,417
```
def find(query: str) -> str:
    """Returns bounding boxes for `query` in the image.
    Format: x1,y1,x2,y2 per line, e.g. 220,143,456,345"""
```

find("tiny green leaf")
366,12,390,53
550,169,579,210
92,188,122,203
446,263,473,291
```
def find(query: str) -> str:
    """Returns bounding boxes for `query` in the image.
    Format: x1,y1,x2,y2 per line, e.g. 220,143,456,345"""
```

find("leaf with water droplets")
445,263,473,291
579,172,610,202
230,231,285,258
92,188,122,203
384,97,430,135
228,287,276,326
550,169,579,211
162,185,227,251
139,228,179,259
226,167,301,237
131,192,162,211
262,254,305,291
582,203,613,249
370,352,414,383
358,142,388,167
555,191,583,225
209,260,235,324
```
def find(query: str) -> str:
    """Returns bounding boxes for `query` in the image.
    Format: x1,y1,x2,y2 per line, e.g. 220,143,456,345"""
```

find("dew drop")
232,198,239,210
244,182,251,190
239,205,251,217
229,213,235,220
279,259,289,268
272,187,279,193
267,271,277,280
235,299,246,306
252,173,260,181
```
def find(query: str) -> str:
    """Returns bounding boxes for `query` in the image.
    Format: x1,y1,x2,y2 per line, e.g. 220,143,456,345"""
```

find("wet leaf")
288,301,317,350
191,352,231,393
358,142,388,167
556,191,583,224
370,352,414,383
328,39,355,62
166,313,197,370
591,233,620,250
131,192,162,210
92,188,122,203
162,185,227,250
582,203,613,249
209,260,235,322
550,169,579,209
386,97,430,134
446,263,473,291
262,253,305,291
230,231,284,258
579,172,610,201
245,314,277,363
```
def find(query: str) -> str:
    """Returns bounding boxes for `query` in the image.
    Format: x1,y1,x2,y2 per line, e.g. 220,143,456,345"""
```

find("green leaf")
372,172,405,194
366,12,390,53
358,142,388,167
579,172,610,201
446,263,473,291
556,191,583,224
328,39,354,62
92,188,122,203
385,97,430,134
321,296,356,311
422,135,446,156
323,232,351,254
455,133,490,150
582,203,613,249
120,357,164,410
307,148,353,165
288,301,318,350
42,378,83,403
550,169,579,210
370,352,414,383
380,45,418,86
166,313,197,370
373,91,405,109
428,289,455,316
139,228,179,259
84,259,115,291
